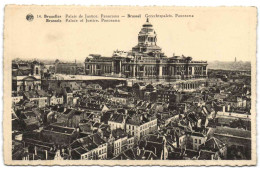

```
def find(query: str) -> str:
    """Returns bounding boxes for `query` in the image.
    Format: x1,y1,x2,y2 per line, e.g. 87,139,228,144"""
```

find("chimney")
137,147,140,156
68,148,71,158
222,106,225,113
45,150,48,160
211,154,214,160
35,146,37,156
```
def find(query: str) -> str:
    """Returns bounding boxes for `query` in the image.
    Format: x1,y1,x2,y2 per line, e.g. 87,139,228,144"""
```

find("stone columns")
119,61,122,76
133,65,136,77
191,66,194,75
111,62,114,75
159,65,162,77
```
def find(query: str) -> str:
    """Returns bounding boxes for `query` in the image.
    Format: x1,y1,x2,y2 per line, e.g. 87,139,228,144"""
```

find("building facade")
55,59,78,75
85,18,208,81
12,61,42,92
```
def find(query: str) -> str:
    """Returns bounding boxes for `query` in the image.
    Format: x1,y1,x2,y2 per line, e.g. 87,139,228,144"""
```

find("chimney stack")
137,147,140,156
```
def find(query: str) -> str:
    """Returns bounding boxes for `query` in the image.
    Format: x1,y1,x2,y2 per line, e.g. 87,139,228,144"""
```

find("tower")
132,18,162,54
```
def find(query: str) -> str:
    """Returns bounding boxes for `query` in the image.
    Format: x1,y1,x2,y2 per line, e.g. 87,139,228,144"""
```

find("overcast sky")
5,6,256,63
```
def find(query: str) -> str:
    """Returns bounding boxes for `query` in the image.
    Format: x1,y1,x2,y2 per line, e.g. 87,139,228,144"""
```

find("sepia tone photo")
3,5,257,166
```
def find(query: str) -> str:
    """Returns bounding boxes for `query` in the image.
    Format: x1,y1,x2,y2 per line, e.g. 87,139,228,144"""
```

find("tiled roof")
112,128,128,139
214,127,251,139
200,137,226,152
109,113,124,123
112,148,157,160
44,125,75,134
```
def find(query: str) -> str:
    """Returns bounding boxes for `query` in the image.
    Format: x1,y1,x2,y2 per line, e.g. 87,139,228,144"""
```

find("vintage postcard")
3,5,257,166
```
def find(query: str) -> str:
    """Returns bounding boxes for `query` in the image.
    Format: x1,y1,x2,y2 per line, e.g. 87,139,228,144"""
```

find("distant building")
85,18,207,81
49,94,64,106
12,92,24,105
12,61,42,92
55,59,78,75
23,90,49,108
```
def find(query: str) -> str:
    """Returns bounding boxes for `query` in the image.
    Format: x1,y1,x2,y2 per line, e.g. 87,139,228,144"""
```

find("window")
199,139,201,144
195,139,197,143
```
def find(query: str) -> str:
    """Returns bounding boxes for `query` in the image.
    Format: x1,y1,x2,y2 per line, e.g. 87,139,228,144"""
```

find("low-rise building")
126,114,157,143
50,94,64,106
109,129,134,156
70,133,107,160
198,137,227,160
108,114,126,131
41,124,78,146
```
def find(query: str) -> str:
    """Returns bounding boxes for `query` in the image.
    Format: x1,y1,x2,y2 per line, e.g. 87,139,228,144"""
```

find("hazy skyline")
5,7,256,63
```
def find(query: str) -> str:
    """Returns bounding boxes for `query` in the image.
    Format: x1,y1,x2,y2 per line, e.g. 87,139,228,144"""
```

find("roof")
139,135,164,158
191,132,205,137
85,103,105,111
109,113,124,123
214,127,251,139
146,134,164,144
101,111,113,123
63,109,74,115
183,149,199,159
90,133,106,146
75,133,105,152
198,150,216,160
73,147,88,155
126,114,156,126
112,148,158,160
200,137,226,152
112,128,128,140
44,125,75,135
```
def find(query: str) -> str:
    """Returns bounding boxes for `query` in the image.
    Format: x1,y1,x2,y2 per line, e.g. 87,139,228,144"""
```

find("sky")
5,6,256,63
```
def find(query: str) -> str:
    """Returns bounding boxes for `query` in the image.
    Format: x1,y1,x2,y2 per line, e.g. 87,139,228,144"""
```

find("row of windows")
128,139,134,144
194,139,202,144
109,123,123,130
98,148,106,155
140,121,156,130
127,125,136,130
115,142,121,147
114,148,121,155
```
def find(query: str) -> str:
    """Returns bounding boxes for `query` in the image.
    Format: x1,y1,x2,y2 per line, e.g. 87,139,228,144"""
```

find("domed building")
85,18,208,83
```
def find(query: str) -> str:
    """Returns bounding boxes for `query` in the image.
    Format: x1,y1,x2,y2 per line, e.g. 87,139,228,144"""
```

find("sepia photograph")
3,5,257,166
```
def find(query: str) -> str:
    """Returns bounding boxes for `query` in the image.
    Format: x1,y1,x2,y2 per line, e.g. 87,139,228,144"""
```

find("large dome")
132,18,162,54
